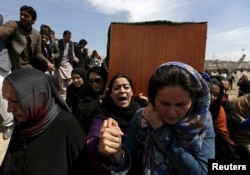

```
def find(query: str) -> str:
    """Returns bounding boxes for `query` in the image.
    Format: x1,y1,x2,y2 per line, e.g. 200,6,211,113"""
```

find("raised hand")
98,118,124,155
142,103,164,129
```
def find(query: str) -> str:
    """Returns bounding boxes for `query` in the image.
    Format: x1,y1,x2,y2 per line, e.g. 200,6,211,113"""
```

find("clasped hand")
98,118,124,159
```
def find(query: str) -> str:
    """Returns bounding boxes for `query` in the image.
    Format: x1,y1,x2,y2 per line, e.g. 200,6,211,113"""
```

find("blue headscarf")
158,61,211,153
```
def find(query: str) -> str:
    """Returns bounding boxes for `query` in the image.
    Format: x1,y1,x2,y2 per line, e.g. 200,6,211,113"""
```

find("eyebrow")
113,83,130,87
159,100,189,105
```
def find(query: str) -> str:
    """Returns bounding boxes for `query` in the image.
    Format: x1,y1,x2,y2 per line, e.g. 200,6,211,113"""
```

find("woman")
98,61,215,175
214,76,241,134
76,66,108,133
209,77,235,145
66,67,87,116
86,73,147,175
0,68,87,175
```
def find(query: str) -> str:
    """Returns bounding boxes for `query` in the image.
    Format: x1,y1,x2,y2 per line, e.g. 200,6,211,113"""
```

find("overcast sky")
0,0,249,61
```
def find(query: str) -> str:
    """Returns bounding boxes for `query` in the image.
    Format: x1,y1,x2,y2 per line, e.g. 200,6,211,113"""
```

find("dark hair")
148,65,199,106
40,24,51,31
87,66,108,85
50,30,55,35
213,76,231,90
212,75,228,83
79,39,87,45
20,5,37,20
83,48,88,52
40,29,50,38
211,77,224,97
91,50,98,55
239,74,248,81
63,30,71,37
108,74,134,93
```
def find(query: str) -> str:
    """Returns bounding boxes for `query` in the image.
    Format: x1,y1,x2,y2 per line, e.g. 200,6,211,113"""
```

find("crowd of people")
206,68,250,97
0,4,250,175
0,5,106,140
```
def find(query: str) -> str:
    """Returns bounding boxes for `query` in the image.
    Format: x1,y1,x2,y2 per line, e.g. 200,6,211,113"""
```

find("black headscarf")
98,97,140,133
72,67,87,82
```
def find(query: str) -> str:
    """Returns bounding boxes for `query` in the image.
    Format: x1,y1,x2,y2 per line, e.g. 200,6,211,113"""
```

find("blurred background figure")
237,74,250,97
74,39,88,69
66,67,88,116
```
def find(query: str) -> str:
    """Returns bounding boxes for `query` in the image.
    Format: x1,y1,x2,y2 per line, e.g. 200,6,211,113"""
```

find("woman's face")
2,82,27,122
211,84,220,103
71,73,84,88
221,80,230,95
154,85,192,125
110,77,133,108
88,72,105,92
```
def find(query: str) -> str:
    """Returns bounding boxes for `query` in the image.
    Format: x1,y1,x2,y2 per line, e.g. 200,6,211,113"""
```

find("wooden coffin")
106,21,207,96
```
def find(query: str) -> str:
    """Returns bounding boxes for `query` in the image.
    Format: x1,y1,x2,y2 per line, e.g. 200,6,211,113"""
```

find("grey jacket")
0,20,49,70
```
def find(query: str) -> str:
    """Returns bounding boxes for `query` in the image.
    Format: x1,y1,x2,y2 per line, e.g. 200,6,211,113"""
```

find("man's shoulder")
32,27,39,33
31,27,40,37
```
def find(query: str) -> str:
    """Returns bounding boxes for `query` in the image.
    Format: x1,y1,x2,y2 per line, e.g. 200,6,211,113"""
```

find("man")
55,30,77,95
33,29,53,73
0,14,14,140
74,39,88,69
40,24,60,66
0,5,54,71
82,47,90,70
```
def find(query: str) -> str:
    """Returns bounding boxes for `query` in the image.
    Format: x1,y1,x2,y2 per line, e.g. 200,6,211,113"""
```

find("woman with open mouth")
85,73,148,175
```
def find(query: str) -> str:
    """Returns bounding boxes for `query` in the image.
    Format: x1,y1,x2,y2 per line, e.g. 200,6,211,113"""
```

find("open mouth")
118,96,127,102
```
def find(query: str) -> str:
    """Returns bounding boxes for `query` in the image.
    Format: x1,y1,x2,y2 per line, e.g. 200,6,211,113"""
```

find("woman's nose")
166,107,177,116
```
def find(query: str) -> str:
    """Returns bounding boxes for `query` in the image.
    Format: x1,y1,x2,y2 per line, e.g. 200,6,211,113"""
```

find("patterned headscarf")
4,68,60,138
157,61,211,153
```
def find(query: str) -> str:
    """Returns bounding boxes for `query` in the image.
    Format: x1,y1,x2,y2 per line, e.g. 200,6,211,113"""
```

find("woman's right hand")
98,118,124,155
142,103,164,129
